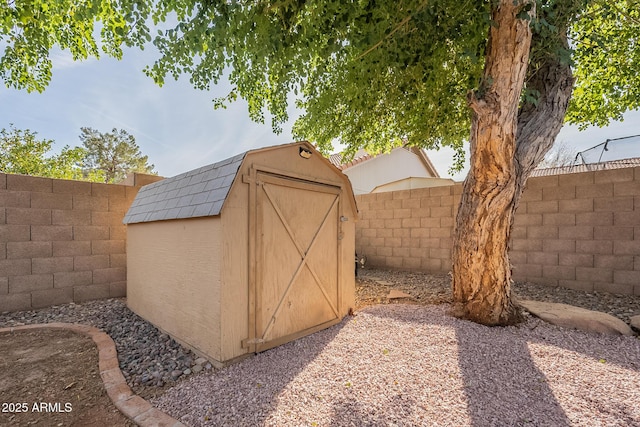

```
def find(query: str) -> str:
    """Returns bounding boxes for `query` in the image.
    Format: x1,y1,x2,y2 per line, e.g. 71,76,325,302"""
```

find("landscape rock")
520,300,635,336
631,315,640,333
387,289,413,300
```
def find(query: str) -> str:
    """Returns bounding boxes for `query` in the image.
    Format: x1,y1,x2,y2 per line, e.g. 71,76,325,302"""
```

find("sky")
2,46,639,181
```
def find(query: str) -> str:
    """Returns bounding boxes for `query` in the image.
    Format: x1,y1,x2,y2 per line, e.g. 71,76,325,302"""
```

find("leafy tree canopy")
567,1,640,128
79,127,155,183
2,1,638,164
148,0,491,169
144,0,638,166
0,124,102,180
0,125,154,182
0,0,151,92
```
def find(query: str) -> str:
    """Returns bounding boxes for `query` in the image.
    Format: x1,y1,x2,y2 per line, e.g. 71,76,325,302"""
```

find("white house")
328,146,447,194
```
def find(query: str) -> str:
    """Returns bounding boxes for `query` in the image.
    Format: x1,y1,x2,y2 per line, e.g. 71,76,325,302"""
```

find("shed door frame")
243,164,344,353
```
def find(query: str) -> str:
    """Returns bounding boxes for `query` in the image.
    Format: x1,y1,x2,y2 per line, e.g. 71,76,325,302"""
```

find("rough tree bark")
514,30,575,198
451,1,576,326
451,0,534,326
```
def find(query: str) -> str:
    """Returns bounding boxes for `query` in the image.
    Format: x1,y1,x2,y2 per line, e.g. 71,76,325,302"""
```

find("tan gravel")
356,268,640,326
153,269,640,426
153,303,640,426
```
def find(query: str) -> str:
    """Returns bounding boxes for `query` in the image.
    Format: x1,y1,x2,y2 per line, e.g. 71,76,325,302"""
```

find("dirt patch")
356,270,451,308
0,329,134,427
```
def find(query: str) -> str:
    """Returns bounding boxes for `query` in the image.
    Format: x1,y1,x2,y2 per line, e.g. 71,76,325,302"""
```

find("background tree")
537,141,576,169
79,127,155,183
3,0,639,325
0,124,97,180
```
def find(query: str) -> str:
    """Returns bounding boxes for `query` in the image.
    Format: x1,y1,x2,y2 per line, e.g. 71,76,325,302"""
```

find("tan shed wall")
240,145,357,316
247,144,352,189
220,184,250,362
340,209,356,314
126,218,222,360
238,145,358,316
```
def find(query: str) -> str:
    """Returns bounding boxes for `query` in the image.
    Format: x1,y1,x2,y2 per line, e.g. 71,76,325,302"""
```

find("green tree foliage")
147,0,490,168
79,127,155,183
0,0,152,92
567,1,640,128
142,0,639,162
0,125,152,182
3,1,637,157
0,124,98,180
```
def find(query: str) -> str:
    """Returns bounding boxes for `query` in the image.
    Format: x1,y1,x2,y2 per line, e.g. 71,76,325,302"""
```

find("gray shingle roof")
123,152,246,224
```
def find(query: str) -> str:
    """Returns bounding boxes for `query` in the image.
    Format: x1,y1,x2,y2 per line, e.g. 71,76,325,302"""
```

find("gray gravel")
0,298,211,397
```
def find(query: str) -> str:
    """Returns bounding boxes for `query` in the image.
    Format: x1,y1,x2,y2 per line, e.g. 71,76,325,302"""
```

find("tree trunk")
514,29,575,199
451,0,534,326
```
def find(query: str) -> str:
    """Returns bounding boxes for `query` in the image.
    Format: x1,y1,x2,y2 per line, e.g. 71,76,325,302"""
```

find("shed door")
253,172,342,352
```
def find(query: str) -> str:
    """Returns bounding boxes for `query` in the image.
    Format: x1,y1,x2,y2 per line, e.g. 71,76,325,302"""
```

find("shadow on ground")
156,303,640,426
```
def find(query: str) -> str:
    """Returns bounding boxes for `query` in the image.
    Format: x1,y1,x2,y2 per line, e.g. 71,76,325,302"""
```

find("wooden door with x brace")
251,171,342,352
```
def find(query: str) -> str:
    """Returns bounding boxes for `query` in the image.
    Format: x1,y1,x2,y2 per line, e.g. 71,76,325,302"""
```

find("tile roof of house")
328,149,371,170
328,146,440,177
123,152,246,224
530,157,640,177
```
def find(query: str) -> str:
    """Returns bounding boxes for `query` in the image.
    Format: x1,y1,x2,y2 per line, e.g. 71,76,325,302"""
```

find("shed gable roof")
123,152,245,224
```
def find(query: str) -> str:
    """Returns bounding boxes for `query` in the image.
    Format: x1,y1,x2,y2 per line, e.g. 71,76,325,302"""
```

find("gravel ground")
154,304,640,427
1,270,639,426
357,268,640,326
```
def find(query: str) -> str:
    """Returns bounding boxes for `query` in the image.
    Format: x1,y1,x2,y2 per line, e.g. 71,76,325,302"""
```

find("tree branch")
355,0,431,61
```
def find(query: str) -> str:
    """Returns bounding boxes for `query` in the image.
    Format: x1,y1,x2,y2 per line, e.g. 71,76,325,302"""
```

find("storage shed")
123,142,357,366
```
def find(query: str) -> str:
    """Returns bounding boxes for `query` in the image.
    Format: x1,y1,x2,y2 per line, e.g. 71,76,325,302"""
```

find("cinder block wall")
355,166,640,295
1,173,160,312
356,185,461,272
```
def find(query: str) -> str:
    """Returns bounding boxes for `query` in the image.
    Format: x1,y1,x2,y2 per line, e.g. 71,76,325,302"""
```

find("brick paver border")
0,323,185,427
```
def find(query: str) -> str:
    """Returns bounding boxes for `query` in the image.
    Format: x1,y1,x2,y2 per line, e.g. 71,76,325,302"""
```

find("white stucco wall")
343,148,435,194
